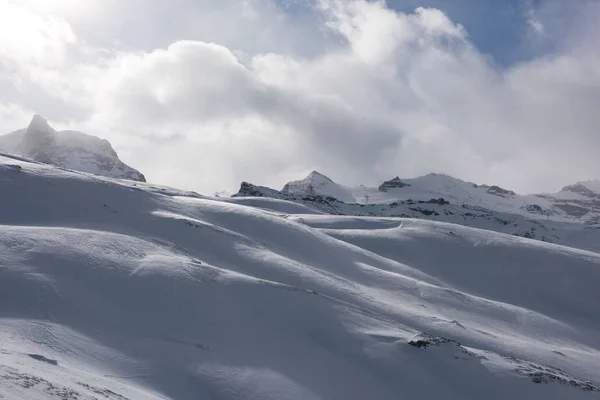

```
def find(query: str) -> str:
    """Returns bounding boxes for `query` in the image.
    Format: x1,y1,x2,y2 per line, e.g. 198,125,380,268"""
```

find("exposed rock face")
234,182,286,199
378,177,410,192
0,115,145,182
522,204,551,216
480,185,516,198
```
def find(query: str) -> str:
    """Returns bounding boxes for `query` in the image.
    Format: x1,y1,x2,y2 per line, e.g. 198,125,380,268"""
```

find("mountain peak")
378,176,410,192
1,116,146,182
282,170,354,202
18,115,56,156
27,114,54,133
306,170,333,183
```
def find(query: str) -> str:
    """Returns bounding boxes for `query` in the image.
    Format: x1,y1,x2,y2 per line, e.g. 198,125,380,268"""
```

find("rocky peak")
28,114,53,131
16,115,56,157
234,182,285,198
1,115,146,182
306,170,333,182
378,176,410,192
282,171,334,191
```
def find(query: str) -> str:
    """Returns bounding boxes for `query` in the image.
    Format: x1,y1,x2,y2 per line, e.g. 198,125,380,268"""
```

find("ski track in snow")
1,153,600,399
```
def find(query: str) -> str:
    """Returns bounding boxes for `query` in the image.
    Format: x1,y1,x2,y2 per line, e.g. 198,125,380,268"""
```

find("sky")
1,0,600,194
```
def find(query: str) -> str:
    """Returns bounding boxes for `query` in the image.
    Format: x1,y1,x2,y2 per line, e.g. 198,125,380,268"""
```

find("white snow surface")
1,153,600,399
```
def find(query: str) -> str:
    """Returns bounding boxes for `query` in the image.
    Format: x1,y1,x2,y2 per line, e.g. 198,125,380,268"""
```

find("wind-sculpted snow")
1,153,600,399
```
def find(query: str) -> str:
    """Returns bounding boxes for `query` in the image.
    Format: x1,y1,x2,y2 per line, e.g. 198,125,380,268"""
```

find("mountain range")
233,171,600,252
3,114,600,253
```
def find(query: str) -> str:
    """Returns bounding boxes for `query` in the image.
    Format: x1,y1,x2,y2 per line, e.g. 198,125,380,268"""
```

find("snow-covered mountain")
278,171,553,217
538,181,600,221
0,115,145,181
354,173,600,223
2,153,600,399
234,172,600,252
281,170,355,202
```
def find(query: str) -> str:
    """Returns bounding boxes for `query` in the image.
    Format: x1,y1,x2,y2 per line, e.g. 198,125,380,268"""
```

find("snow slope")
0,115,145,182
1,153,600,399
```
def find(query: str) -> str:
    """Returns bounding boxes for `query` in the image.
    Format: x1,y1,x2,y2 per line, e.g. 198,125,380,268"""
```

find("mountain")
233,173,600,253
0,115,145,181
2,153,600,399
275,171,550,217
378,176,411,191
281,170,355,202
537,181,600,221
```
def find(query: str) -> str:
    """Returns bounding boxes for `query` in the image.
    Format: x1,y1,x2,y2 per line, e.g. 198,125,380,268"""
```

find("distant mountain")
0,115,145,182
537,181,600,221
232,171,600,252
281,171,355,202
378,176,411,191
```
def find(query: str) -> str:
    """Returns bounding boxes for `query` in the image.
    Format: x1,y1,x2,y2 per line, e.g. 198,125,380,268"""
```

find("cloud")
1,0,600,194
15,0,336,57
0,2,76,66
521,0,545,36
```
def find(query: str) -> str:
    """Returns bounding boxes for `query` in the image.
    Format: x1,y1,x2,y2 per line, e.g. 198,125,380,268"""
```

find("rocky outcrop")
378,177,410,192
480,184,516,197
522,204,551,216
234,182,287,199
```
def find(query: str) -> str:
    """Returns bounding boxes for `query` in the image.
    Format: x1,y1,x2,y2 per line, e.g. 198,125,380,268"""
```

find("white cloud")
2,0,600,194
521,0,545,36
0,2,76,65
